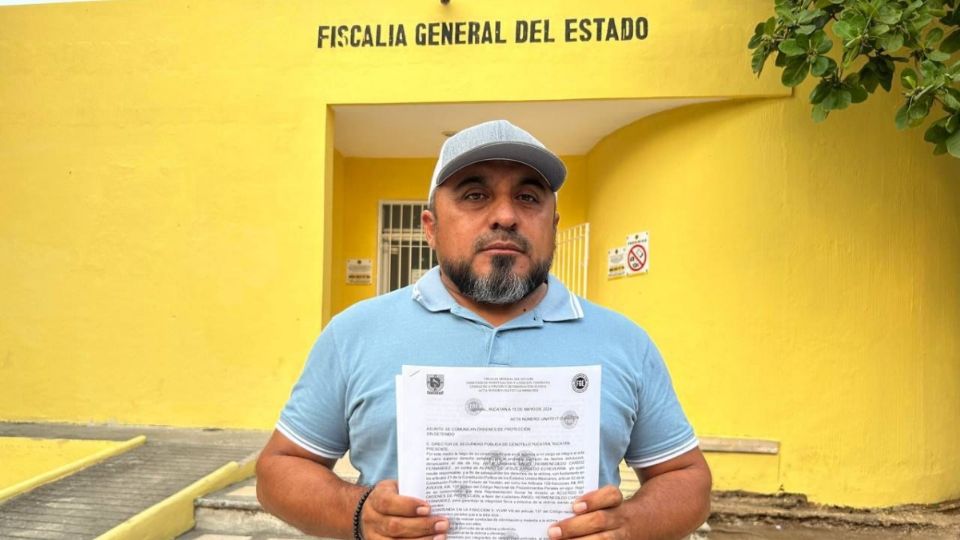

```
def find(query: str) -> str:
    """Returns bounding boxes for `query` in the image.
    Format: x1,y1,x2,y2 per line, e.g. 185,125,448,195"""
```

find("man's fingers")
363,479,449,539
367,480,431,517
364,514,448,539
546,485,626,539
548,509,623,539
572,484,623,513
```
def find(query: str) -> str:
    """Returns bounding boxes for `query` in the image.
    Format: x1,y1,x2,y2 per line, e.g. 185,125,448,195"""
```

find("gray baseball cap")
428,119,567,201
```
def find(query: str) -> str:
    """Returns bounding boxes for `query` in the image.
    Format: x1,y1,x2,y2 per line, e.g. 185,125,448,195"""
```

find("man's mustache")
472,230,531,254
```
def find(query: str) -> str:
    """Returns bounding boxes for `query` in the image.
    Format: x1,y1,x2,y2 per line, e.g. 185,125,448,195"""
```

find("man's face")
422,160,559,305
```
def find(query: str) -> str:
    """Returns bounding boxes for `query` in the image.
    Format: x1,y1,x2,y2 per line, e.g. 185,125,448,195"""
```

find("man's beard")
440,231,553,306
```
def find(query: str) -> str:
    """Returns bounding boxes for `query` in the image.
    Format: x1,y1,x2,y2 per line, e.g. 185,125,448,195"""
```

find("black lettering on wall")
317,17,648,49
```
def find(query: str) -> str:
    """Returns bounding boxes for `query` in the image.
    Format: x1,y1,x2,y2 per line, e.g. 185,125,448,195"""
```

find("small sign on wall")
607,247,626,279
607,232,650,280
625,232,649,275
346,259,372,285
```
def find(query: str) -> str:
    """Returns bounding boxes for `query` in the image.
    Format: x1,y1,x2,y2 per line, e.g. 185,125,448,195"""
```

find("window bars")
378,201,437,294
553,222,589,298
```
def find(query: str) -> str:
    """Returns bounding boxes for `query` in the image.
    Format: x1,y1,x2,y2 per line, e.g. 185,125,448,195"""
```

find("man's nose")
488,196,519,230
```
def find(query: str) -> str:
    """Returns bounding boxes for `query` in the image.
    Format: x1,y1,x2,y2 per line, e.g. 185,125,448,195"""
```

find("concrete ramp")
0,423,267,539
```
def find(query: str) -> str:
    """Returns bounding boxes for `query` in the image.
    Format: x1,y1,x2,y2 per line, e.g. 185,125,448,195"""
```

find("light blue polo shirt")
277,267,698,487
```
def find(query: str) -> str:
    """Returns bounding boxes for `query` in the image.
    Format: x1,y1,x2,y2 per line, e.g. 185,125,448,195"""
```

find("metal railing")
378,201,437,294
554,222,590,298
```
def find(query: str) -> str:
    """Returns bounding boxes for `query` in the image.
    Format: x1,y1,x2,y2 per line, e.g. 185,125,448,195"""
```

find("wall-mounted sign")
607,247,626,280
318,17,648,49
346,259,373,285
625,232,649,275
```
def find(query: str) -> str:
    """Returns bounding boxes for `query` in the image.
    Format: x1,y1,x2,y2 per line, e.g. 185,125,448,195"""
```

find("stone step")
186,459,361,539
190,477,320,539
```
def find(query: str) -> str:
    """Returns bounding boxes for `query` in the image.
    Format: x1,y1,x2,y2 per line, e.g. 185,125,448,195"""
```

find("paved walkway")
0,422,268,539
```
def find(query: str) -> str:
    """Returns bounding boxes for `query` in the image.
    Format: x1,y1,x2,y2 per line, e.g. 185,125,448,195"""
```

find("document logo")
427,374,444,394
571,373,589,393
464,398,484,415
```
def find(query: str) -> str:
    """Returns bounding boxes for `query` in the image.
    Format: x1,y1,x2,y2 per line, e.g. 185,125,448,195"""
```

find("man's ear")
554,211,560,229
422,209,437,249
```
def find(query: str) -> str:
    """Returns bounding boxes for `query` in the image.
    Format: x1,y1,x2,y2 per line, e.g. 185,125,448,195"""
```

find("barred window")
378,201,437,293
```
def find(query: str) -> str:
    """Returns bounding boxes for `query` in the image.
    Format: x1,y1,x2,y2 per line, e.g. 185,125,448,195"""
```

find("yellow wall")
583,90,960,506
330,155,588,316
0,0,781,430
0,0,334,429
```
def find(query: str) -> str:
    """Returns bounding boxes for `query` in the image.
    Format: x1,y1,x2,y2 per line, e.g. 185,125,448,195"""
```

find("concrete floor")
0,422,268,539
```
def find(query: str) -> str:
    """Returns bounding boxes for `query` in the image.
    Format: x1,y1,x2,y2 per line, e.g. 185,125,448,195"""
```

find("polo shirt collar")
538,273,585,322
411,266,458,313
411,266,584,322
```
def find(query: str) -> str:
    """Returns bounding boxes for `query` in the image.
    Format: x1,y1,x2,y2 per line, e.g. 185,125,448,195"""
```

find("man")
257,120,711,540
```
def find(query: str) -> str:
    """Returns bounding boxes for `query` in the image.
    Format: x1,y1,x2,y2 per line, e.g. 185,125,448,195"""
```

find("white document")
397,365,601,540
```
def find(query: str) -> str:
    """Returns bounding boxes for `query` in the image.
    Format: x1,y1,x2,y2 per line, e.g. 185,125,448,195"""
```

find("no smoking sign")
625,232,649,275
627,243,647,272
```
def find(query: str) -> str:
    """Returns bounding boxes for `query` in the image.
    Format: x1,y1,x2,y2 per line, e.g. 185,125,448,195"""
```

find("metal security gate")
553,222,590,298
378,201,438,294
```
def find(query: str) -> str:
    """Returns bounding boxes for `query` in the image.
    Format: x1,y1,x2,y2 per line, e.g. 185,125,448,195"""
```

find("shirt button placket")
489,330,510,365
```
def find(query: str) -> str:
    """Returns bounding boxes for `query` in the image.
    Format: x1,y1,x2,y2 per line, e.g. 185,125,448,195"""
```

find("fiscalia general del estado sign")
317,17,649,49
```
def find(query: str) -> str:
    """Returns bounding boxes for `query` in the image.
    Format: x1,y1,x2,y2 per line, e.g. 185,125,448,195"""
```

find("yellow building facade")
1,0,958,508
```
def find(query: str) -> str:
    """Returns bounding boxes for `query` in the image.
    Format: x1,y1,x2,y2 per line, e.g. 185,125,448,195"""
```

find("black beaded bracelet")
352,487,373,540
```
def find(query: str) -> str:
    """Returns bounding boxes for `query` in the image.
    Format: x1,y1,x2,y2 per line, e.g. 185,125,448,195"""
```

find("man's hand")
547,485,629,539
361,479,449,540
257,430,451,539
546,448,712,540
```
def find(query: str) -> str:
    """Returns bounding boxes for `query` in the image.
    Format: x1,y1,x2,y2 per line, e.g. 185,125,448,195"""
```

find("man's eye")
464,192,486,201
517,193,539,203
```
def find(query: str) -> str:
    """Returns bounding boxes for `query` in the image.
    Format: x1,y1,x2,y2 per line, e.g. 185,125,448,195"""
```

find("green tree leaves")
779,38,808,55
877,32,905,52
902,67,919,89
926,113,960,155
947,129,960,156
813,55,839,76
749,0,960,158
783,58,812,86
942,30,960,52
770,30,837,86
